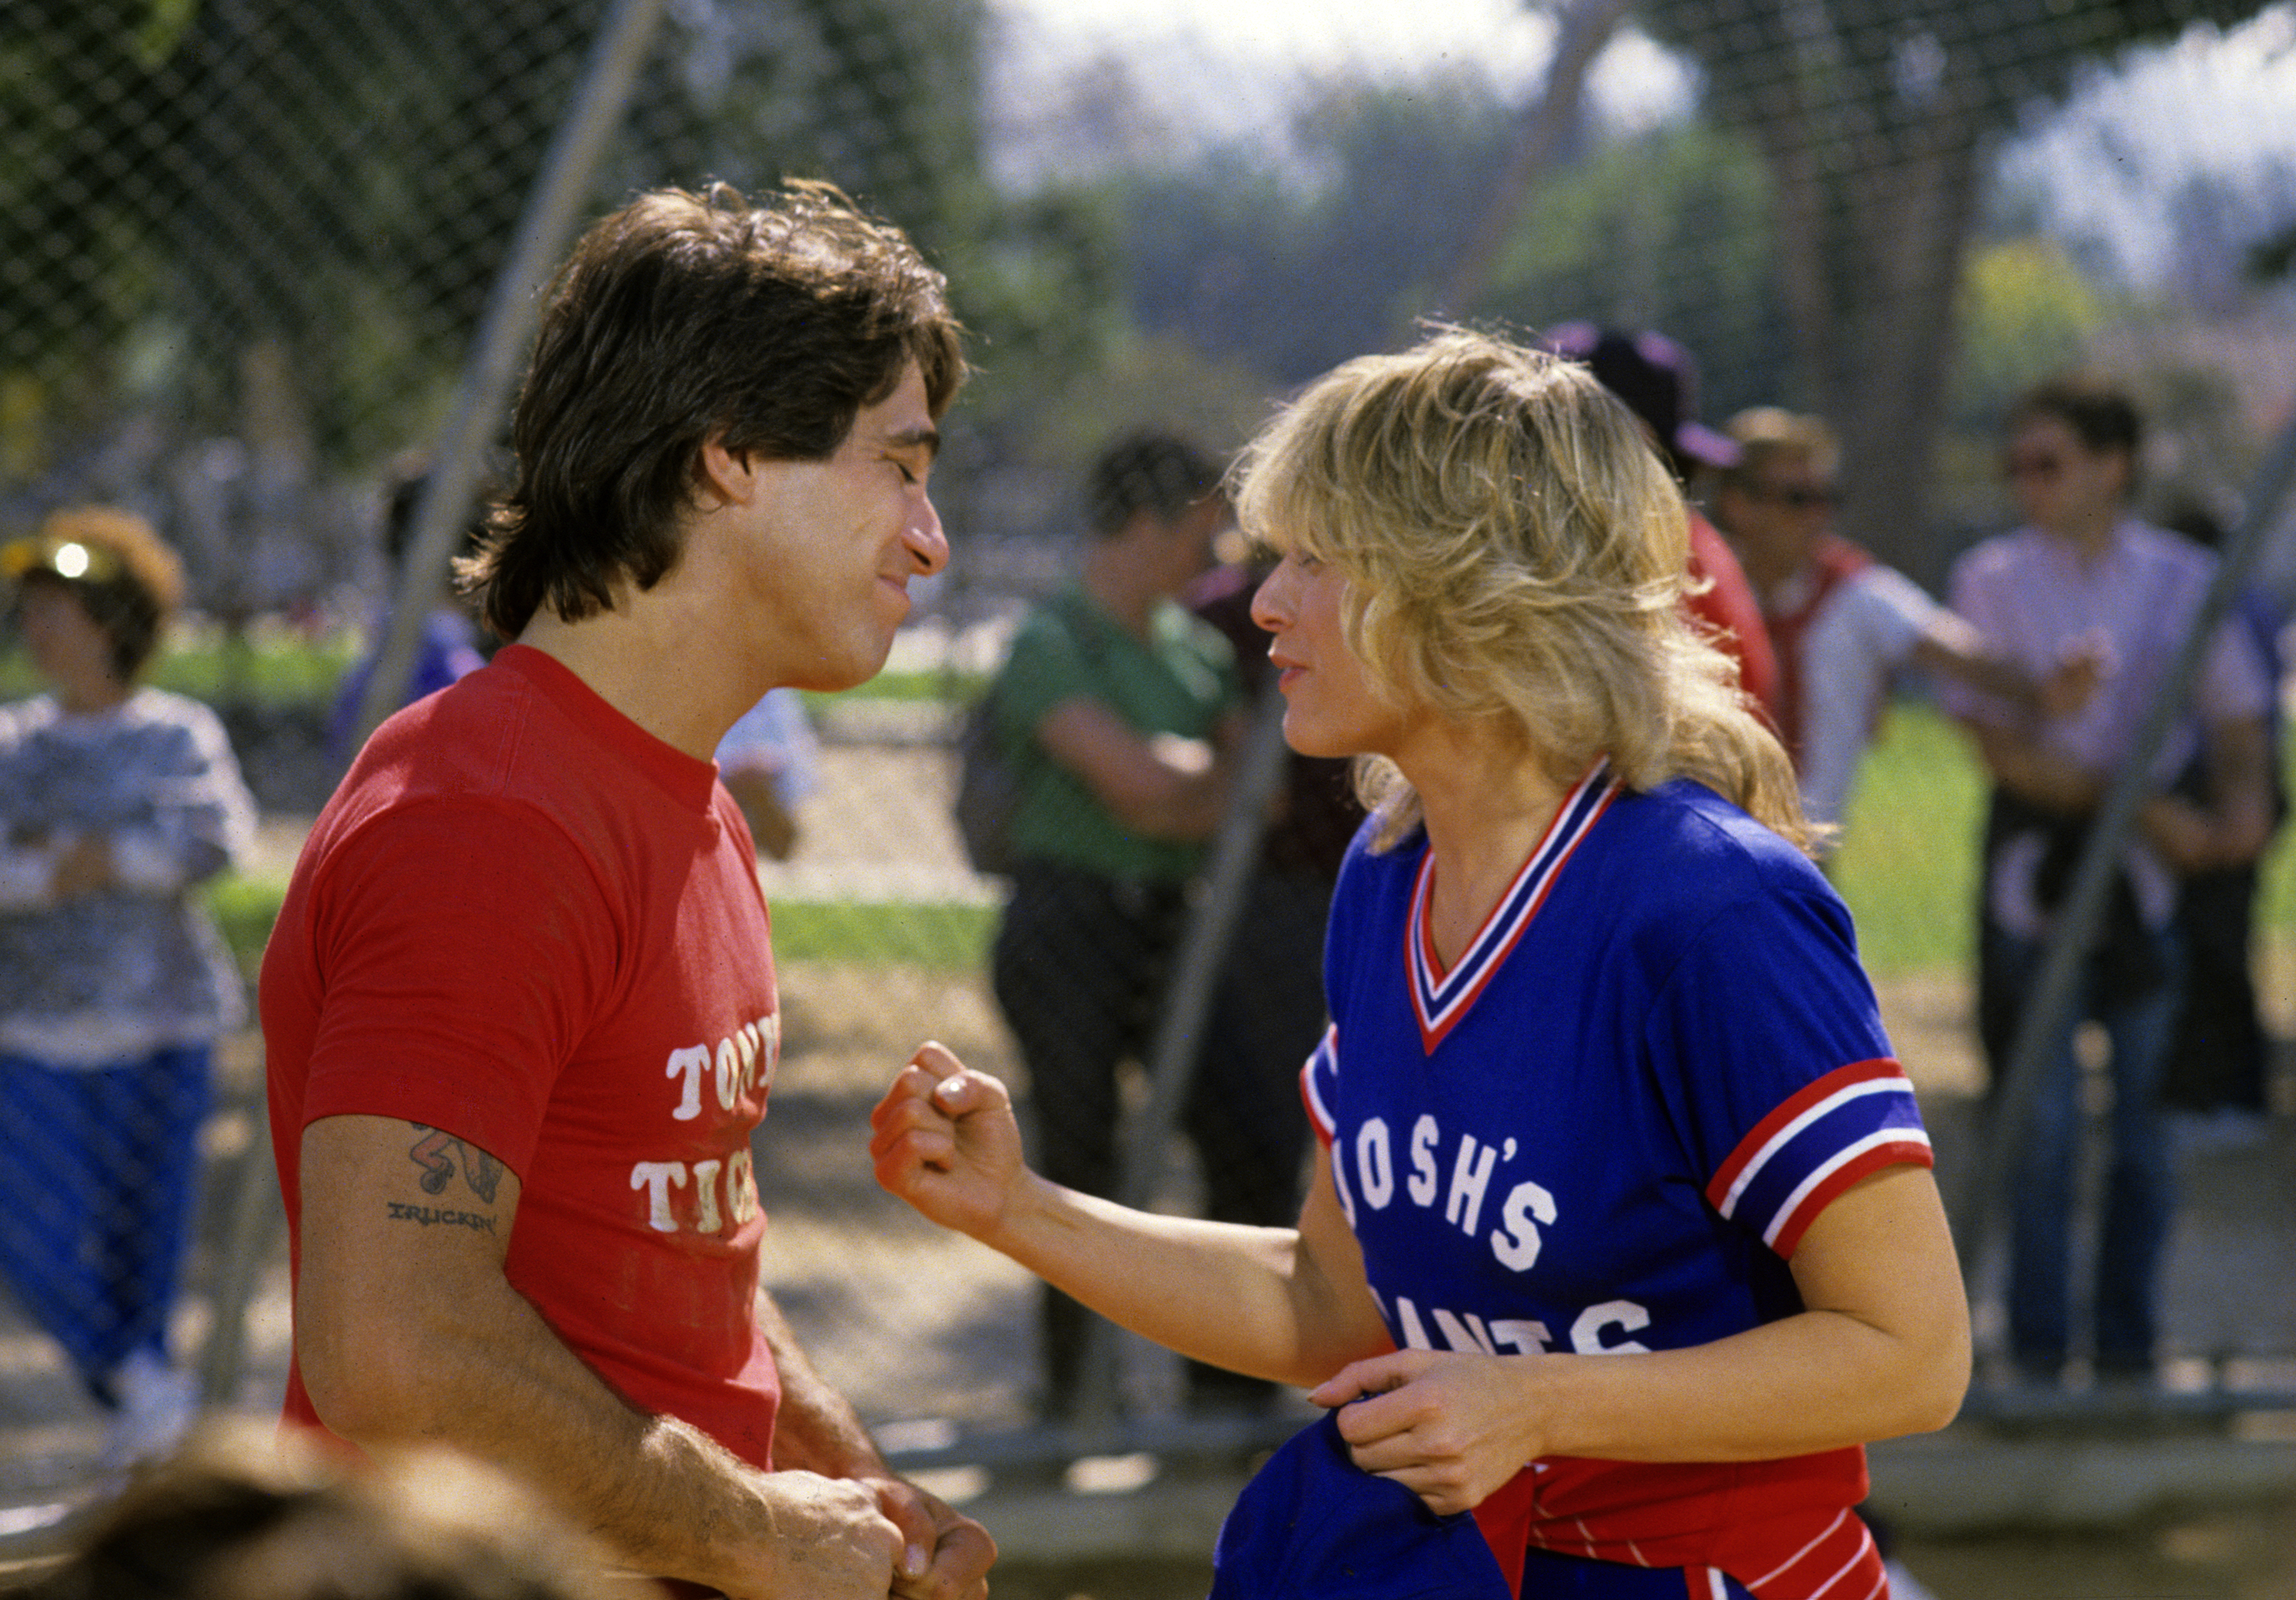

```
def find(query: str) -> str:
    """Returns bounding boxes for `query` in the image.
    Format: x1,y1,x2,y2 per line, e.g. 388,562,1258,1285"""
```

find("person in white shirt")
715,688,822,861
1714,407,2100,842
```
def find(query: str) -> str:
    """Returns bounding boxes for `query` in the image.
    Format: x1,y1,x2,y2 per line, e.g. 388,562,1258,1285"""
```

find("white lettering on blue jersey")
1355,1118,1394,1209
1407,1115,1440,1206
1446,1132,1499,1233
1491,1178,1557,1272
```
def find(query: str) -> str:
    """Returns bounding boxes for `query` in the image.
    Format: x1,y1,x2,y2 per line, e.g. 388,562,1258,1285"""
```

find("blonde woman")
874,330,1968,1598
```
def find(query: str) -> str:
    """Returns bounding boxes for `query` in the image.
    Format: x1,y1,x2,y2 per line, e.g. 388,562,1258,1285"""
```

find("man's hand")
716,1468,906,1600
2039,634,2113,721
870,1042,1031,1243
863,1474,996,1600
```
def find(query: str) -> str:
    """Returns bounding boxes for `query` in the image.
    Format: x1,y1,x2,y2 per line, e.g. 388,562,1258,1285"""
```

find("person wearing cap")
1541,323,1782,730
0,505,258,1469
1712,407,2102,842
877,331,1968,1598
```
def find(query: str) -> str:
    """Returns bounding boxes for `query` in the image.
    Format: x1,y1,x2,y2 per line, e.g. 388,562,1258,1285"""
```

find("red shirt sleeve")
299,797,617,1174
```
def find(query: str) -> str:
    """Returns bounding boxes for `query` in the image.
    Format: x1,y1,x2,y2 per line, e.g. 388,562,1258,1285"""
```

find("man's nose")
908,495,950,577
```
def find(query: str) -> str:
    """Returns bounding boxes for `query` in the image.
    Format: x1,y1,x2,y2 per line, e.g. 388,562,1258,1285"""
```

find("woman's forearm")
983,1173,1387,1387
1525,1302,1968,1463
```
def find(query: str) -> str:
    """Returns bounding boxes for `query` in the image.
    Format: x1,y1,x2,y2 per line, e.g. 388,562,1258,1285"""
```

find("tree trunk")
1832,80,1986,589
1734,12,1988,589
1753,93,1834,412
1438,0,1634,317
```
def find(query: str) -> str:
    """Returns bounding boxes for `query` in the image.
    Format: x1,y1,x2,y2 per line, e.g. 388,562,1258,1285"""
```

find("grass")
0,629,362,706
204,873,297,978
766,899,996,973
1828,703,1990,976
1827,698,2296,977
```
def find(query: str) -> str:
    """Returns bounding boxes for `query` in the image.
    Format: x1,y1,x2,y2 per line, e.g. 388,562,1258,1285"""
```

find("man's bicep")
296,1114,522,1368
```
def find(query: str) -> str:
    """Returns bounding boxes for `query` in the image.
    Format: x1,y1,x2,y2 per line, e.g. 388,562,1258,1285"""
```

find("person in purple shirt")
1943,373,2274,1389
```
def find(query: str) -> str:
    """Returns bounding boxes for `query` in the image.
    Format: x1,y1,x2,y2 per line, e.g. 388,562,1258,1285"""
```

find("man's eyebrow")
885,424,941,459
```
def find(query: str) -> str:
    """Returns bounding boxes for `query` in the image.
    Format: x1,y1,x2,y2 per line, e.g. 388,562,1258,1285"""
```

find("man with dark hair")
261,181,991,1598
983,427,1252,1420
1946,370,2273,1390
468,181,967,644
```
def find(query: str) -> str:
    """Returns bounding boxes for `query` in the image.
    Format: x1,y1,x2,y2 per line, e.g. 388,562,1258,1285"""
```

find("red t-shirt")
262,645,784,1467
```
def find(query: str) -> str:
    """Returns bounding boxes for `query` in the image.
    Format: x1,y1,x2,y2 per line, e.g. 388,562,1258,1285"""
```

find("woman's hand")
1311,1349,1549,1517
869,1041,1032,1243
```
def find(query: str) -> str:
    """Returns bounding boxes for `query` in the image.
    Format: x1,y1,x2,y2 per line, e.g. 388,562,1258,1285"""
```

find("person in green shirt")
987,429,1267,1421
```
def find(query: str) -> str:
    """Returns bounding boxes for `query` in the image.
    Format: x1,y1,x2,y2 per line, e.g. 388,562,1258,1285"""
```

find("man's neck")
1078,542,1166,639
1738,546,1802,597
518,596,758,762
56,678,132,717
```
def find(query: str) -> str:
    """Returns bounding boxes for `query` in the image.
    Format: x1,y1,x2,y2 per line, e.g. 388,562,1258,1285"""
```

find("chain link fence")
5,0,2296,1545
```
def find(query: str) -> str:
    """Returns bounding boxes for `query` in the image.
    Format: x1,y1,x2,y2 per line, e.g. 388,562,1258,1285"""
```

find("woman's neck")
2044,503,2122,561
1401,721,1573,969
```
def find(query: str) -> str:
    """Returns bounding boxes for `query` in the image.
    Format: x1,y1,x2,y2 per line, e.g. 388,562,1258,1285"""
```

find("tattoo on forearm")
386,1201,497,1235
407,1124,505,1203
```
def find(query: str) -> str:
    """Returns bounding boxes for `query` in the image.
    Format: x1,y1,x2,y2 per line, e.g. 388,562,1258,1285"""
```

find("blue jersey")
1304,763,1927,1598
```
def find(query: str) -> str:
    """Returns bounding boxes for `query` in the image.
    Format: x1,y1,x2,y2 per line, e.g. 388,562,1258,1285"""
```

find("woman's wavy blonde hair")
1231,327,1815,855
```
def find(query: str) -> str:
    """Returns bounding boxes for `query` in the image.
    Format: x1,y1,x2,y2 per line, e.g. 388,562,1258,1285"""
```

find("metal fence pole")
351,0,672,755
1071,686,1296,1433
1952,398,2296,1297
197,1098,276,1410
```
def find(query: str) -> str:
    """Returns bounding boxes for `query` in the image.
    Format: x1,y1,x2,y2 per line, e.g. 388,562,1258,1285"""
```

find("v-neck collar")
1406,758,1618,1053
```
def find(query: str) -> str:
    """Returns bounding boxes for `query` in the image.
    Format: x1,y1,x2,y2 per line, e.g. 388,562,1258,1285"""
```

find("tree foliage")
0,0,1136,619
1623,0,2273,575
2,0,589,467
2,0,1115,471
1474,120,1789,421
1102,79,1789,424
1115,76,1518,386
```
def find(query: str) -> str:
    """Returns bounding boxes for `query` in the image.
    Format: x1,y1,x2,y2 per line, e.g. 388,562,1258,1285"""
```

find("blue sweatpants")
0,1045,213,1405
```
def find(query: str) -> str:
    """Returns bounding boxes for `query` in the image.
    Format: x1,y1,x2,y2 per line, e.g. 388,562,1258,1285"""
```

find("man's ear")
697,438,758,508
